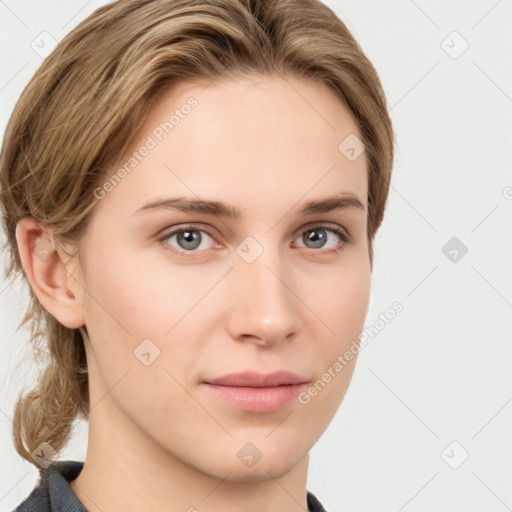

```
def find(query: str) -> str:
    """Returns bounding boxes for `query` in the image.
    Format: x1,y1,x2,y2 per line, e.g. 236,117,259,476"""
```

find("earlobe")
15,217,86,329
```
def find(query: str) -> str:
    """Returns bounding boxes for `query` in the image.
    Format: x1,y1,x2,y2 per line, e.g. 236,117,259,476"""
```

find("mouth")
202,371,309,413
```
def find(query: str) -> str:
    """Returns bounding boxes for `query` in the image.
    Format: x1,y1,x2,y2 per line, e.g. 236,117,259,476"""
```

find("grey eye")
302,228,329,249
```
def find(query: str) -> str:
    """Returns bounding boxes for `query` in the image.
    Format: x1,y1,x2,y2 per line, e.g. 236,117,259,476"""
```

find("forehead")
93,74,368,220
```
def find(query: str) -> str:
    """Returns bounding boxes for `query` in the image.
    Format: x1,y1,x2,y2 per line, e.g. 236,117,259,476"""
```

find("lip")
202,371,308,413
205,371,307,387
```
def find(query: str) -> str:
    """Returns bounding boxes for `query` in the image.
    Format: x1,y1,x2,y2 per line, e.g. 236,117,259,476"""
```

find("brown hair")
0,0,394,469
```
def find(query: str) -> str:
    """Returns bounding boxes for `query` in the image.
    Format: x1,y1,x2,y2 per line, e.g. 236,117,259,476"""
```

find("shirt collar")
41,460,87,511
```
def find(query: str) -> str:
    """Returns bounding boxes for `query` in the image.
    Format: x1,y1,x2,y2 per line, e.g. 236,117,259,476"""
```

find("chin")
218,459,299,483
221,444,306,482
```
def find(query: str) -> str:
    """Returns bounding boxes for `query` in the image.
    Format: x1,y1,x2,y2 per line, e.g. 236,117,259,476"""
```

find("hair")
0,0,394,469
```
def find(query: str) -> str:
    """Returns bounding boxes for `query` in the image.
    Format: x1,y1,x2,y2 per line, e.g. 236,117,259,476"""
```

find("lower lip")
203,383,307,413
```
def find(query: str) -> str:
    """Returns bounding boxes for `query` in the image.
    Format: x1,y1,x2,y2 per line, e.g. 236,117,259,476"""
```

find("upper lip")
204,371,307,387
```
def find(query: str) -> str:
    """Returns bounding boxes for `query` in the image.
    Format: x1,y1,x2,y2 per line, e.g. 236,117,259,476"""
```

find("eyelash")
157,223,352,258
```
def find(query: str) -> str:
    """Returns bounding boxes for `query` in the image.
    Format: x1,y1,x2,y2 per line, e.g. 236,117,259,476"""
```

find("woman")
1,0,394,510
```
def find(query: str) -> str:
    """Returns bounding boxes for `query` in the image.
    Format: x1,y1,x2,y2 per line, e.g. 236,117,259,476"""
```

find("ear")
15,217,86,329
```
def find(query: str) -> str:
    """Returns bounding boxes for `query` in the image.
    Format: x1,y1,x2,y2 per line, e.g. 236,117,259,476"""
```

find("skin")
16,74,371,512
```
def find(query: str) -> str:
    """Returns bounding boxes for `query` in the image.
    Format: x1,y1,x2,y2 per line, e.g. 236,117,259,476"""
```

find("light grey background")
1,1,511,511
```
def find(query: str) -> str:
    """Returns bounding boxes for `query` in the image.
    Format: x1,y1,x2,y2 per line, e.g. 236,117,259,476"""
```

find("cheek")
81,242,216,375
80,252,194,417
285,263,369,419
336,272,371,339
83,239,169,332
79,243,162,365
305,262,371,346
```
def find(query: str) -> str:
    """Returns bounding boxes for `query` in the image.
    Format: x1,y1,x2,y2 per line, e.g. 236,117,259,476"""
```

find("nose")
225,246,300,348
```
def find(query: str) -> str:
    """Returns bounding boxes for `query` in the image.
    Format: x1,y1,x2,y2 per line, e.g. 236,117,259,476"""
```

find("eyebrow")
134,192,366,219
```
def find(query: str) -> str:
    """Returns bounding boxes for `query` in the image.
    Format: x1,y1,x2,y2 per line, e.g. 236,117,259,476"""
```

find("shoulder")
307,490,329,512
12,460,85,512
12,484,48,512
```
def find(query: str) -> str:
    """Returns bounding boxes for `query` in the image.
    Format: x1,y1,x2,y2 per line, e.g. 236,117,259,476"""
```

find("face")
70,74,370,481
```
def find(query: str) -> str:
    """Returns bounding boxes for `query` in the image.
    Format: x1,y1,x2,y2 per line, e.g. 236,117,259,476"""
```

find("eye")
158,224,217,255
294,225,351,255
157,223,352,257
